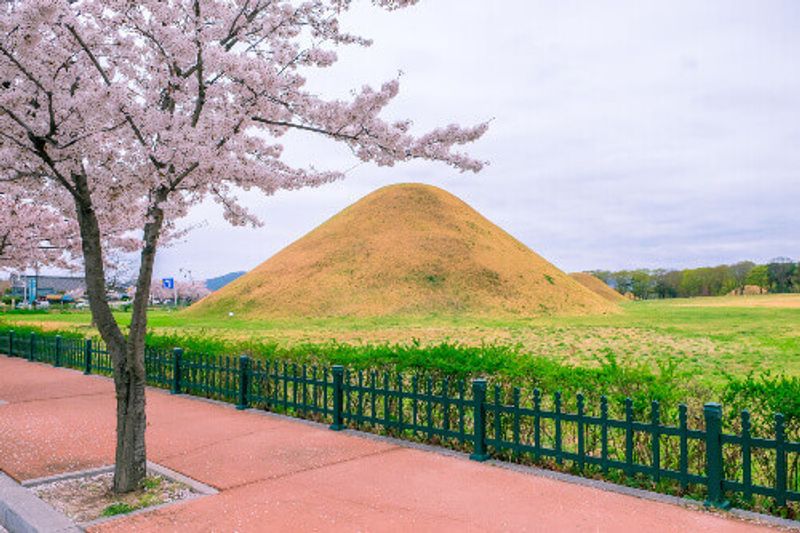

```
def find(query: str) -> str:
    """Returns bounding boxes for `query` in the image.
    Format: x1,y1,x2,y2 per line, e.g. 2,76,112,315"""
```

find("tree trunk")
113,193,167,492
112,355,147,491
72,174,167,493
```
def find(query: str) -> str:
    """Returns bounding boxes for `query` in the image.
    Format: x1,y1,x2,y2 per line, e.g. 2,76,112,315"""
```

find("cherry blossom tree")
148,280,176,304
148,279,210,304
0,190,78,269
177,280,211,304
0,0,487,492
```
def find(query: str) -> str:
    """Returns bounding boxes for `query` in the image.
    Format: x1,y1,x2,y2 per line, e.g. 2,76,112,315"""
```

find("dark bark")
110,362,147,493
72,178,125,352
114,192,167,493
72,174,167,493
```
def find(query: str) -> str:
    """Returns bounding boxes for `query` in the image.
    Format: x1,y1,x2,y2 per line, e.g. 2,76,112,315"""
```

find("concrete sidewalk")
0,355,782,532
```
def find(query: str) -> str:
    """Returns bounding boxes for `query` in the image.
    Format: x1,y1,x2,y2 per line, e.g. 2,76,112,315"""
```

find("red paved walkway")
0,355,780,532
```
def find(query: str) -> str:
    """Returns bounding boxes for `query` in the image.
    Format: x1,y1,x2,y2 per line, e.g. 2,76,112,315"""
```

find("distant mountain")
205,271,246,292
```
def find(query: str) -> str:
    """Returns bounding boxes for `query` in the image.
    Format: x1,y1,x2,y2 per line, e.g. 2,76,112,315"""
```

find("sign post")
27,276,37,305
162,278,176,306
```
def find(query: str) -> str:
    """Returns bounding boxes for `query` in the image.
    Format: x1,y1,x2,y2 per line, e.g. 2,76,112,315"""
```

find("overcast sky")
155,0,799,282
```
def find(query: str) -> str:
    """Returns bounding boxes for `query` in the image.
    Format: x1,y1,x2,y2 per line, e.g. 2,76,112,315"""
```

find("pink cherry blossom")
0,0,486,493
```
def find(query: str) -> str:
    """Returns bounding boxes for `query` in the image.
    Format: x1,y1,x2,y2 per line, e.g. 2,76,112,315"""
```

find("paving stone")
0,355,782,533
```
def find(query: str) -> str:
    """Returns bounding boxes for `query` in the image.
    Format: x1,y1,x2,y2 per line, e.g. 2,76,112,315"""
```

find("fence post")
554,391,563,465
533,388,541,459
625,398,634,477
600,395,609,474
703,403,729,508
8,330,13,357
652,400,661,482
679,404,689,492
576,393,585,471
83,339,92,375
54,335,62,367
28,332,35,361
330,365,345,430
741,410,752,501
171,348,183,394
236,355,250,410
775,413,787,508
469,378,489,462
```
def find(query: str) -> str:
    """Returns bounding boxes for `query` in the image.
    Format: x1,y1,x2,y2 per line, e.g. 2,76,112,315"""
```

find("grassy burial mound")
187,183,618,319
727,285,766,296
569,272,626,303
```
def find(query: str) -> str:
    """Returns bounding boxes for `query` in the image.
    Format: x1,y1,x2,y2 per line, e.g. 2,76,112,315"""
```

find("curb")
77,463,218,529
0,473,80,533
2,463,217,532
21,463,218,497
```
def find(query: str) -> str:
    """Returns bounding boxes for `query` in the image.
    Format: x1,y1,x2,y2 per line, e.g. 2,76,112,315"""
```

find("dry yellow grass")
188,183,618,319
675,293,800,309
569,272,626,303
726,285,767,296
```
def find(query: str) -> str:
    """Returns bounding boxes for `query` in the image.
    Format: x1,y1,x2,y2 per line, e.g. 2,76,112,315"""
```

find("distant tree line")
589,258,800,299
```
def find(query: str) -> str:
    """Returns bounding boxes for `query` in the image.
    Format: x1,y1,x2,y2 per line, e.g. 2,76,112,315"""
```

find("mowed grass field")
2,293,798,391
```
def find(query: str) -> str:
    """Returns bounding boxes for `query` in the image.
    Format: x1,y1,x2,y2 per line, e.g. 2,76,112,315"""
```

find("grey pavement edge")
0,472,80,533
2,463,217,532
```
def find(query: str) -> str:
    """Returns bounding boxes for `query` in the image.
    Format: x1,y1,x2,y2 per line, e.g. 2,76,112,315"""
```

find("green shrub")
0,323,83,340
142,332,694,419
723,372,800,439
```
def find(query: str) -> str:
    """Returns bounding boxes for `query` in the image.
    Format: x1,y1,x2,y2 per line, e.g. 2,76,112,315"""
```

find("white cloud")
154,0,800,279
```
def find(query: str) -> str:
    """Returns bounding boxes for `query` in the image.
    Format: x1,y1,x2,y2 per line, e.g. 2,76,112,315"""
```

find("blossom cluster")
0,0,487,272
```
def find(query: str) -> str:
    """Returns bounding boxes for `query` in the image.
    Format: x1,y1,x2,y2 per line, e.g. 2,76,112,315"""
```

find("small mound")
679,294,800,309
569,273,626,302
188,183,619,319
727,285,766,296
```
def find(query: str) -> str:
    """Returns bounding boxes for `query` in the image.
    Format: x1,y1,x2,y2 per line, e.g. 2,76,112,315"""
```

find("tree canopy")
591,258,799,299
0,0,486,492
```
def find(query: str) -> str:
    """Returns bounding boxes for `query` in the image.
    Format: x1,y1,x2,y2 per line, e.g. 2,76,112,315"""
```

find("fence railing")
0,328,797,514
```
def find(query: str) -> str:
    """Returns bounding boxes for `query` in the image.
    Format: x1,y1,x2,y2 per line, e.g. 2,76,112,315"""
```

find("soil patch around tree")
29,469,196,525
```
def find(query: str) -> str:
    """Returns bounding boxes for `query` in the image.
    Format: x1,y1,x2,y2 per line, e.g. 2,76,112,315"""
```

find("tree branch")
190,0,206,128
72,171,126,356
66,24,165,170
65,25,111,85
251,116,398,156
0,44,49,92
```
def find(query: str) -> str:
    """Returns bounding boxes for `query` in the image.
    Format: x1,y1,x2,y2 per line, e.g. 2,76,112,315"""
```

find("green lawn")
2,295,798,391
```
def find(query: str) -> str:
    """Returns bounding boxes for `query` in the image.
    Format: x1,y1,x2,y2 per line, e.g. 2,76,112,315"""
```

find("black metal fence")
0,328,797,514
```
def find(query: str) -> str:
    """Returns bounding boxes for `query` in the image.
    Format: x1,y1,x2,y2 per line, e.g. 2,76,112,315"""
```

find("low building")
8,274,86,302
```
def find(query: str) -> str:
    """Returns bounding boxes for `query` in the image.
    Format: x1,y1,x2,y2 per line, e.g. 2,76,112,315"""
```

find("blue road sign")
27,277,38,304
162,278,175,290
